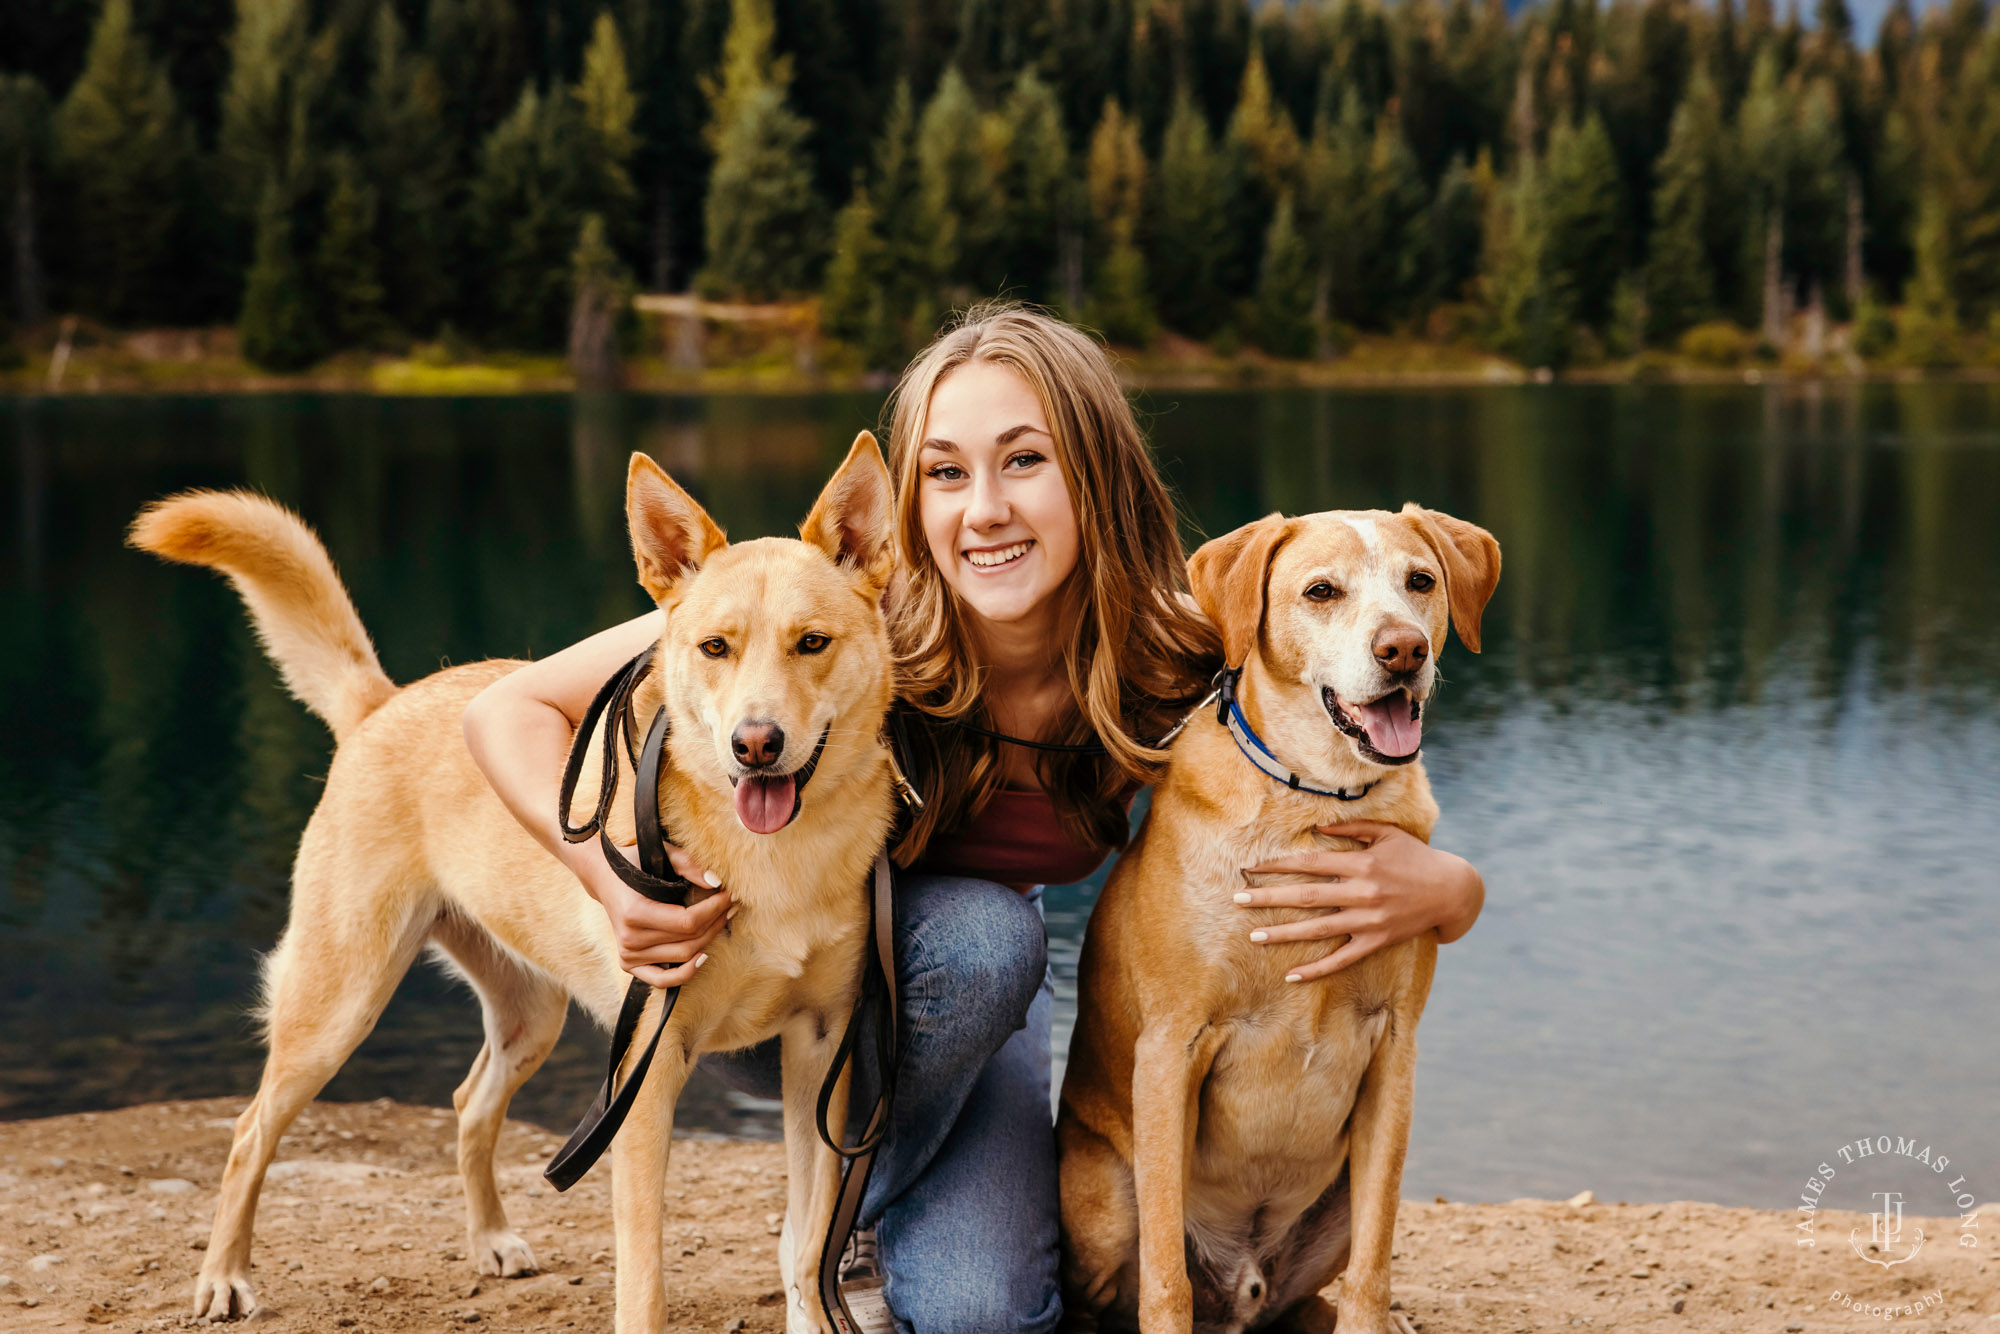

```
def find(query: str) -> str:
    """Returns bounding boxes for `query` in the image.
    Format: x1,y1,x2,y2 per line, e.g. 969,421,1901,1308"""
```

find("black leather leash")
540,644,909,1332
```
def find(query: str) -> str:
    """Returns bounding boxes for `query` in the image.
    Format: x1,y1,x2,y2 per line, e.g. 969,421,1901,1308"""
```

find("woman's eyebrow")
919,437,958,453
996,423,1050,444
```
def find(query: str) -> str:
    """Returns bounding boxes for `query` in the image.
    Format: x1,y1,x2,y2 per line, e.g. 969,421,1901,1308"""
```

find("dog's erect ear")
800,431,895,598
627,453,727,604
1188,514,1291,668
1401,503,1501,653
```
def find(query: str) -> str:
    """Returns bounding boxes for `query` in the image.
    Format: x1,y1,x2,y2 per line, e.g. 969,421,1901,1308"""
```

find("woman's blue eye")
1007,452,1044,469
926,463,964,481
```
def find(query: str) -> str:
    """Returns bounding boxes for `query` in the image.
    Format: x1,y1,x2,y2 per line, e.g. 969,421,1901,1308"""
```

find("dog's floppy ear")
800,431,895,598
1400,503,1501,653
1188,513,1291,668
627,452,727,605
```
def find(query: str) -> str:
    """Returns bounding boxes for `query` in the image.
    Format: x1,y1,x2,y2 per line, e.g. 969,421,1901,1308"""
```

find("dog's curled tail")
128,490,397,741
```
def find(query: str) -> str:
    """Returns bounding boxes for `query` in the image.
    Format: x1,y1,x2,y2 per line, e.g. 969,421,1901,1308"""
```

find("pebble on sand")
1566,1190,1595,1208
149,1178,198,1195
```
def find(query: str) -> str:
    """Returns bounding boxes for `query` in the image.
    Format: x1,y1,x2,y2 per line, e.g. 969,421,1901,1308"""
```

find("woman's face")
916,360,1081,633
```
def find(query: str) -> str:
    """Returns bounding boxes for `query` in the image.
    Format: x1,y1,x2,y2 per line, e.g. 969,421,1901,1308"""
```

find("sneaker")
837,1227,894,1334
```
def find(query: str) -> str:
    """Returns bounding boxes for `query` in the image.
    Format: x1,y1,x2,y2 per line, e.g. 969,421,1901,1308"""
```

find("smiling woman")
460,303,1487,1334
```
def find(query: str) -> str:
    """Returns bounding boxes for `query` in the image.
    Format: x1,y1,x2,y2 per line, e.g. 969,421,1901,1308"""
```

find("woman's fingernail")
694,952,709,967
726,905,739,920
1285,973,1303,983
704,871,722,888
1233,892,1252,905
1250,930,1268,943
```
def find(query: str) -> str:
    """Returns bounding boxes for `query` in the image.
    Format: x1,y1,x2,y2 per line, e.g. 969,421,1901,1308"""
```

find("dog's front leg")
1130,1021,1220,1334
1335,1013,1422,1334
779,1012,850,1334
610,992,694,1334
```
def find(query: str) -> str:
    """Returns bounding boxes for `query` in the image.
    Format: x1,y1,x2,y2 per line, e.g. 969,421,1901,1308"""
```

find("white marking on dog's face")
1259,511,1449,766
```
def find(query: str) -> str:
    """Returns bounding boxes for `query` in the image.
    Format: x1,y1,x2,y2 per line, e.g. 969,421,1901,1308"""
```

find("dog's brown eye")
1407,571,1436,593
699,637,729,658
797,633,830,654
1305,582,1342,602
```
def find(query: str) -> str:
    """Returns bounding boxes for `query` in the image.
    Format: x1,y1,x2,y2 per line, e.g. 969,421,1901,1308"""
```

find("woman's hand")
585,837,732,989
461,607,734,989
1234,820,1485,982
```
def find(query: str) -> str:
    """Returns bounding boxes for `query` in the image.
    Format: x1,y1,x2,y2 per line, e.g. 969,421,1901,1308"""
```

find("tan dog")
1057,504,1500,1334
130,434,901,1333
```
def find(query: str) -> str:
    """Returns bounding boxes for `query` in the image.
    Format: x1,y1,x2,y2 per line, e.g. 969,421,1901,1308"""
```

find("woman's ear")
1400,503,1501,653
801,431,896,598
1187,514,1291,668
627,453,727,605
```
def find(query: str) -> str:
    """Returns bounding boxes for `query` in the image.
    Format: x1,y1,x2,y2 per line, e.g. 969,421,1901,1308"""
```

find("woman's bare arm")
461,609,730,987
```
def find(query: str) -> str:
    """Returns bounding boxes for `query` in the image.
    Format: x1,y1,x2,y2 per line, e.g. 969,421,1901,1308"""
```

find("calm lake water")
3,385,1996,1208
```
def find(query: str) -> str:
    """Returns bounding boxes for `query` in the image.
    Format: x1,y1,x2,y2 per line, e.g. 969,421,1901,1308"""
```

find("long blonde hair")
885,304,1221,863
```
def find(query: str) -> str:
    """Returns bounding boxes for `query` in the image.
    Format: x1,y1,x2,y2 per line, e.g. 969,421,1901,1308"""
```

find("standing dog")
1057,504,1500,1334
130,434,900,1332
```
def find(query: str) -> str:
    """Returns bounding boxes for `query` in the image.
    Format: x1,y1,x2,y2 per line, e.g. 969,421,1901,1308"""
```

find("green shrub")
1853,300,1897,359
1677,320,1749,367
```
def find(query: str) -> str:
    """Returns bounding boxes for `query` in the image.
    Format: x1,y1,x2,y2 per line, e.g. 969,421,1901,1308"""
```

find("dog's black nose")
1373,623,1429,675
732,721,785,768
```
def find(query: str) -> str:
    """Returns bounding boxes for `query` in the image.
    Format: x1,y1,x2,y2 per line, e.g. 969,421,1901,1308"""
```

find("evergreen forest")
3,0,1998,372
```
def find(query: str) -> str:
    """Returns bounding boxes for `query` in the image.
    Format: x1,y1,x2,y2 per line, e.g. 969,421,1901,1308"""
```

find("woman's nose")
965,469,1009,527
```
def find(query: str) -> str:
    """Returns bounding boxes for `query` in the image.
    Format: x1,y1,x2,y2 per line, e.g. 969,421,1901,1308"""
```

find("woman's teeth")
965,541,1032,568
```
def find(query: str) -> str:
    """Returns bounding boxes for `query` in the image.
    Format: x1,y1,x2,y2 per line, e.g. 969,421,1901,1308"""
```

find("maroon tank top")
913,787,1115,889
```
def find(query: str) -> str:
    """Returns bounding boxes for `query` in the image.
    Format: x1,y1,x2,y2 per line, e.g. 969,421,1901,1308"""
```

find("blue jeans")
703,873,1063,1334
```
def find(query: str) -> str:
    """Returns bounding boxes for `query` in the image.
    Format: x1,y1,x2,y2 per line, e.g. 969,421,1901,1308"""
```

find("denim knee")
900,875,1047,1052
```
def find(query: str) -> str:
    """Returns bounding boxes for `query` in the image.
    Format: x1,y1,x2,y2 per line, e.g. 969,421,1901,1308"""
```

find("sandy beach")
0,1098,1991,1333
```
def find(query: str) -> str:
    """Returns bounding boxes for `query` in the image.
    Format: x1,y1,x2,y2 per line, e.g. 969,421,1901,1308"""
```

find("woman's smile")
963,539,1036,570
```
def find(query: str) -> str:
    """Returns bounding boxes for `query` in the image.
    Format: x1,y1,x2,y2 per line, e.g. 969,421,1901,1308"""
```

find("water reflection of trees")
2,386,1995,1121
1151,383,2000,714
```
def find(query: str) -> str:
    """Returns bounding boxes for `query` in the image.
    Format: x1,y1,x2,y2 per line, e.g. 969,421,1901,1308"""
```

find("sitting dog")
1057,503,1500,1334
131,434,900,1332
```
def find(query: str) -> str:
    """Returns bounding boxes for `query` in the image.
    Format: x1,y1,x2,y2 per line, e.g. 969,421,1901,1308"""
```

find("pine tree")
239,179,323,370
916,67,993,294
219,0,321,214
869,82,941,356
1422,153,1484,309
1,74,51,332
575,12,639,251
570,212,631,387
1896,185,1960,366
1254,192,1315,356
1300,90,1370,328
1540,111,1624,328
53,0,189,322
1644,71,1721,342
473,84,586,346
1220,44,1303,302
1085,98,1154,345
697,0,823,299
820,182,890,359
1152,90,1228,337
1485,160,1576,369
314,151,387,347
1928,31,2000,324
1357,111,1430,325
994,69,1068,302
363,2,454,335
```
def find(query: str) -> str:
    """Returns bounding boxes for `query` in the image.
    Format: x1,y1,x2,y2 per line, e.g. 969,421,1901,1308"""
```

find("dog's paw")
192,1268,257,1322
469,1228,538,1278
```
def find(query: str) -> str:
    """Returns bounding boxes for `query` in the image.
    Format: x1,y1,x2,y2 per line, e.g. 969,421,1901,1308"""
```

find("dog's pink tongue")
1355,696,1423,758
733,774,797,834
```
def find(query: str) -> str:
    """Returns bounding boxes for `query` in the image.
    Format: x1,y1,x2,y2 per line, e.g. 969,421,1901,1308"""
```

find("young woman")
462,305,1486,1333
